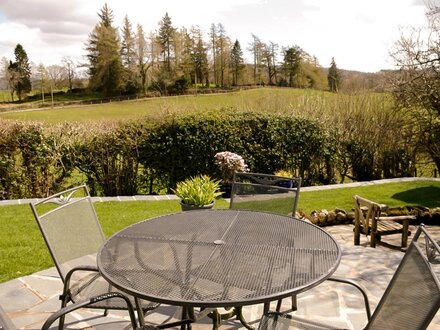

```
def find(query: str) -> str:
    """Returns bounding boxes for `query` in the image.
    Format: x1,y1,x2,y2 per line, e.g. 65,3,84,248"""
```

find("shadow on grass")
392,186,440,208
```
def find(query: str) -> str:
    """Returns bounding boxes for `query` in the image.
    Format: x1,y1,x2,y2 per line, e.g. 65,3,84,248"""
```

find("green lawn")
299,181,440,214
0,180,438,284
0,88,390,124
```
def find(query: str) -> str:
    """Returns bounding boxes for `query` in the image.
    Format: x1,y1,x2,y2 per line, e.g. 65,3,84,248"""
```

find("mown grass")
1,180,438,284
0,88,393,124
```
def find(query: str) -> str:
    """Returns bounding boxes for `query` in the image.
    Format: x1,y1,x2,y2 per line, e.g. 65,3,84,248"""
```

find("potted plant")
173,175,222,211
274,169,294,188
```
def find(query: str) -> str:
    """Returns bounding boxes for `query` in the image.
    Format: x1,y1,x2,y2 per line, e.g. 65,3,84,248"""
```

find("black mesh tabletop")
97,209,341,308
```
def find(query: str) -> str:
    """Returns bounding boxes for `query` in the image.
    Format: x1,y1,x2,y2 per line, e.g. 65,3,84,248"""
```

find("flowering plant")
214,151,248,183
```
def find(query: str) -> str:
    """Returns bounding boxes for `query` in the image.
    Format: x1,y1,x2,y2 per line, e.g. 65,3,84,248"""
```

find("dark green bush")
0,109,420,198
139,111,336,190
0,121,74,199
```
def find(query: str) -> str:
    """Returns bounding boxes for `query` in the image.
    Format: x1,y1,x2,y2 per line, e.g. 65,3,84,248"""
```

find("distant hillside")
322,67,391,93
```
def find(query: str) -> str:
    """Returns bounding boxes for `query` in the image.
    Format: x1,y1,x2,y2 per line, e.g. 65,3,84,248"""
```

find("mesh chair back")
366,226,440,330
230,172,301,216
30,185,105,282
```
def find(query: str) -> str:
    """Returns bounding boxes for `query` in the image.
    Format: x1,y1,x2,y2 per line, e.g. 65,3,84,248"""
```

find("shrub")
173,175,221,206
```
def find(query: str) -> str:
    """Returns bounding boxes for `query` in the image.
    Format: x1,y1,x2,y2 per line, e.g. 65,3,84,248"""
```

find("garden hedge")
0,110,416,198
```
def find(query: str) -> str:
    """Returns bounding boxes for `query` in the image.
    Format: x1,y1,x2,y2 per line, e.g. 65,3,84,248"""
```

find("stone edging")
0,177,438,206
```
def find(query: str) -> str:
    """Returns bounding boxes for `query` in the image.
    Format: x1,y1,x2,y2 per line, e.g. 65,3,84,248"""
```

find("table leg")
181,306,192,330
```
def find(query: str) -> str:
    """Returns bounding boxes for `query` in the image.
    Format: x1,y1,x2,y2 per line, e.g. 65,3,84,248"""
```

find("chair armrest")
376,215,416,221
42,292,138,330
328,276,371,320
62,265,100,301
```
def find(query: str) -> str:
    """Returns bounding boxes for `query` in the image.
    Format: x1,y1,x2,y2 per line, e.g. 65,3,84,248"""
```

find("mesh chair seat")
70,272,157,311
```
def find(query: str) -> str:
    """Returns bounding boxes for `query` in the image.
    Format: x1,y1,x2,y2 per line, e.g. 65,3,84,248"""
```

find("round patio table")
97,209,341,328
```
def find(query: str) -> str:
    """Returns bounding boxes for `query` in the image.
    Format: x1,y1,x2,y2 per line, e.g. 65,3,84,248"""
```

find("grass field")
0,88,393,124
1,180,439,283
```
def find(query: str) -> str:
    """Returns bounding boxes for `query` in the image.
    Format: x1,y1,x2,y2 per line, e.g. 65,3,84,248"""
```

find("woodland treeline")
1,3,349,101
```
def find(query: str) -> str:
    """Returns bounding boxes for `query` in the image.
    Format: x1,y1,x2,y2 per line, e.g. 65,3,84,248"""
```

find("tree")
390,1,440,173
86,3,123,95
192,28,209,87
328,57,341,92
261,42,277,85
209,24,218,86
230,40,244,86
157,13,176,74
248,34,264,85
61,57,76,91
0,57,12,98
217,23,228,87
282,46,301,87
8,44,32,101
36,64,48,102
121,15,140,94
135,24,151,93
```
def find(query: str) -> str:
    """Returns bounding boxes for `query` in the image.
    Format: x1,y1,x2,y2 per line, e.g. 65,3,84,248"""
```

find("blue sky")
0,0,428,72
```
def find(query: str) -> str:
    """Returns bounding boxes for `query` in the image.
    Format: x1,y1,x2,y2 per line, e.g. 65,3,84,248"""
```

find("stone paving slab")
1,224,440,329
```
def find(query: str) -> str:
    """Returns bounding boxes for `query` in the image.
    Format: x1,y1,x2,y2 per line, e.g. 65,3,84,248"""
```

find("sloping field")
0,88,393,123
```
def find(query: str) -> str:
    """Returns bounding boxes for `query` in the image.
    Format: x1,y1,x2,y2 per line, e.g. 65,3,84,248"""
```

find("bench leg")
354,224,361,245
401,220,410,248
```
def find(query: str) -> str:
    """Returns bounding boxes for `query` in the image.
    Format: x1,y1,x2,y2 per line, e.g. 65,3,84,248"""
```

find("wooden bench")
353,195,416,250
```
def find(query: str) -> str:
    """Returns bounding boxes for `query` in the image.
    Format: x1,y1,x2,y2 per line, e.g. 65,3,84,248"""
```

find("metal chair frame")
1,292,192,330
30,184,157,328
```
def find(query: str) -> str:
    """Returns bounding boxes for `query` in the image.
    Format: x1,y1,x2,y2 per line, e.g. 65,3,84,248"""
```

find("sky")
0,0,430,73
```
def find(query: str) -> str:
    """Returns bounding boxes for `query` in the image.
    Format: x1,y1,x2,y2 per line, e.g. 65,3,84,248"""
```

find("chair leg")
135,298,145,327
58,294,69,329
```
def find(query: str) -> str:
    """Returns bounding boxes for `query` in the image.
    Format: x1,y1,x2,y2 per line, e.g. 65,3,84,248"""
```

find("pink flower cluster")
214,151,248,182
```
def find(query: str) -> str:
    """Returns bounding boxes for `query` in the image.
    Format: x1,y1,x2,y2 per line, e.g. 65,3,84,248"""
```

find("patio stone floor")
1,224,440,329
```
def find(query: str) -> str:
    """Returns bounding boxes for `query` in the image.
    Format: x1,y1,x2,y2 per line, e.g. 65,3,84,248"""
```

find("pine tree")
193,31,209,87
230,40,244,86
283,46,301,87
328,57,341,93
86,4,123,95
121,16,140,94
157,13,175,73
8,44,31,101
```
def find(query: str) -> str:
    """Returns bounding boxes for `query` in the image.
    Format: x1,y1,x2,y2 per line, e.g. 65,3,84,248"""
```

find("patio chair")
229,172,302,316
0,292,192,330
258,224,440,330
353,195,416,249
230,172,301,217
30,185,158,329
